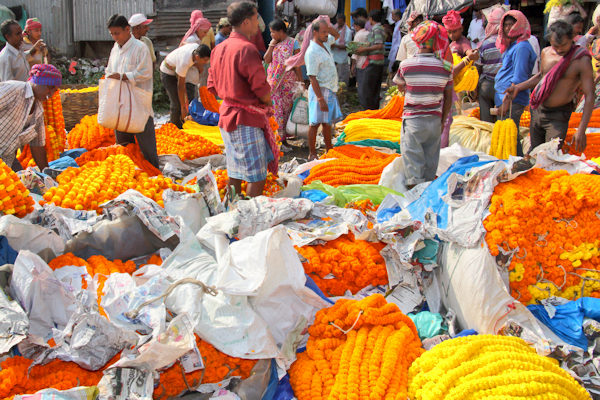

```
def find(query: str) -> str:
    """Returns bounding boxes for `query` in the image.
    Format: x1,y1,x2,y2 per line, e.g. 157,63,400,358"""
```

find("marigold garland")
296,234,387,296
41,154,193,213
407,334,591,400
345,199,378,216
156,123,222,161
342,95,404,124
343,119,401,143
67,115,116,151
563,129,600,159
466,107,530,127
484,168,600,304
0,159,35,218
288,294,423,400
42,90,65,137
154,335,257,399
212,169,282,199
75,143,161,176
18,124,67,168
199,86,221,113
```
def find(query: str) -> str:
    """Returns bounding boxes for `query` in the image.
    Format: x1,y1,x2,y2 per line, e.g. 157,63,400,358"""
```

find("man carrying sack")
102,14,158,168
0,64,62,171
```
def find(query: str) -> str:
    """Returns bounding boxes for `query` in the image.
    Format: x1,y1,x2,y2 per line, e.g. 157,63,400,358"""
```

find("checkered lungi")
220,124,274,182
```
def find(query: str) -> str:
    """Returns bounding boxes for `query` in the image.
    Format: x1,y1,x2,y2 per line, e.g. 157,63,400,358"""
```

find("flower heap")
563,111,600,158
296,234,387,296
60,86,99,94
342,95,404,124
489,119,518,159
305,145,399,187
67,115,116,151
0,159,35,218
468,108,480,119
212,169,282,199
289,294,424,400
156,123,222,161
75,143,161,176
484,168,600,304
407,335,591,400
0,354,122,400
18,125,67,168
41,154,193,213
154,335,257,399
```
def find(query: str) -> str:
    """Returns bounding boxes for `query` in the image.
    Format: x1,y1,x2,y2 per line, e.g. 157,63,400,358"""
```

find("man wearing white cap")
129,13,156,63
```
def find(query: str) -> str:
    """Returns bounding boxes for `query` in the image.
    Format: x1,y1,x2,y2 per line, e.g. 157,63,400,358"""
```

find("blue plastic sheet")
408,311,443,339
528,297,600,349
0,235,17,265
300,189,329,203
189,98,220,126
272,375,295,400
60,149,87,159
50,156,79,169
405,155,494,229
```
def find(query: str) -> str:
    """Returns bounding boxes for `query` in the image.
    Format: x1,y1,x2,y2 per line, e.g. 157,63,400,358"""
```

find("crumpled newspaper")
101,190,180,241
38,205,103,241
0,287,28,354
97,367,154,400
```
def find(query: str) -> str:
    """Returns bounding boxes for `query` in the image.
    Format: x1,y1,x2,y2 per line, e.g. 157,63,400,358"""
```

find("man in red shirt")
208,1,278,198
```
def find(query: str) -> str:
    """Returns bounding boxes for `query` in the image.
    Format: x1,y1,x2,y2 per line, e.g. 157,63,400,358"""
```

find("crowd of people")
0,2,599,198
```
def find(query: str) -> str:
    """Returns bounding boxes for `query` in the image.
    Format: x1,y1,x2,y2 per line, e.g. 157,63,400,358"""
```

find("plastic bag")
408,311,444,339
286,96,309,139
301,182,401,207
0,287,28,353
295,0,337,16
38,205,103,242
98,78,152,133
13,387,99,400
0,215,65,261
189,98,220,126
163,189,210,234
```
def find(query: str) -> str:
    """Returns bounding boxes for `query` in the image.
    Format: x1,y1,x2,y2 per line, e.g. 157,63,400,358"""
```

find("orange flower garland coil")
484,168,600,304
42,90,66,136
18,124,66,168
75,143,161,176
305,146,399,187
213,169,282,199
342,95,404,124
156,123,222,161
67,115,116,151
288,294,424,400
199,86,221,113
296,234,388,296
564,129,600,159
42,154,193,213
0,159,35,218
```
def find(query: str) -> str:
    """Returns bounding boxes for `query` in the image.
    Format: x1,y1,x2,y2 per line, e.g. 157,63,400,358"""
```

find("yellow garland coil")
408,335,591,400
452,54,479,92
181,120,224,147
343,119,402,142
489,119,518,159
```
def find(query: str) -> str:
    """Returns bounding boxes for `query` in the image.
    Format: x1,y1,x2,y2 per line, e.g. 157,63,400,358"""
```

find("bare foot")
308,153,318,161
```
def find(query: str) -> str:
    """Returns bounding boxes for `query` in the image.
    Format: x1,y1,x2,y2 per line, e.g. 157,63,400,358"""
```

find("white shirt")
0,43,30,82
527,36,541,76
396,33,419,62
160,44,199,81
105,36,153,94
467,18,485,48
332,25,353,65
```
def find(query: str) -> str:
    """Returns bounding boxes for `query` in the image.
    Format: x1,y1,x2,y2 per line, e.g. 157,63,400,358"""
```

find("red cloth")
250,31,267,53
181,10,212,46
208,32,272,132
530,45,590,110
442,10,462,31
25,18,42,31
496,10,530,54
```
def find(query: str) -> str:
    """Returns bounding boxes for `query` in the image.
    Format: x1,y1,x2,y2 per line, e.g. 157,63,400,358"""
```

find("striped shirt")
477,36,502,81
397,53,452,118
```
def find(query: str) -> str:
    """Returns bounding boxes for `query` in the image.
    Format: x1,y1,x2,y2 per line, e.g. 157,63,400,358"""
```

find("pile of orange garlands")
213,169,282,199
75,143,160,176
484,168,600,304
563,110,600,158
156,123,222,161
304,145,399,187
296,234,387,296
67,115,116,151
342,95,404,124
0,159,35,218
43,90,65,135
154,335,257,399
17,125,65,168
41,154,193,212
289,294,423,400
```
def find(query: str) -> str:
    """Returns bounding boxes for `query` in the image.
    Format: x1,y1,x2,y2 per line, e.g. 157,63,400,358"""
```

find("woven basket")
60,84,99,131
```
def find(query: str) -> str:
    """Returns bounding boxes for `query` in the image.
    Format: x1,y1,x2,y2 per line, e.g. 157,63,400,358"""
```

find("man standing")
467,10,485,48
477,7,505,123
494,11,537,156
355,10,386,110
443,10,471,57
394,21,453,188
0,64,62,171
105,14,158,168
331,14,352,86
0,20,30,82
215,18,232,46
129,14,156,64
396,13,423,62
505,21,593,153
305,20,342,161
208,1,278,197
388,9,403,73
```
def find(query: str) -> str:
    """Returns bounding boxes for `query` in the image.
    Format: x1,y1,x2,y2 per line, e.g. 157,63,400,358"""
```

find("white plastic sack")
98,78,152,133
0,287,28,354
13,387,99,400
9,251,77,339
436,143,495,177
0,215,65,260
163,189,210,234
286,95,310,139
296,0,337,16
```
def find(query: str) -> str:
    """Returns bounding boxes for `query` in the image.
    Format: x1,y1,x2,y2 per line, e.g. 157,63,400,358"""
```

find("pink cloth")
442,10,462,31
496,10,530,54
485,7,506,39
25,18,42,31
180,10,212,46
285,15,331,69
530,45,590,110
267,37,297,138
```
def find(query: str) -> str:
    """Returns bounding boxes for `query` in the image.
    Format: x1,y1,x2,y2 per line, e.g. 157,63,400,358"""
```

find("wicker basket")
60,84,99,131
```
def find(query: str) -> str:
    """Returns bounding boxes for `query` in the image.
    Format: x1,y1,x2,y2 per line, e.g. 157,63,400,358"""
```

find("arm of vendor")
0,64,62,171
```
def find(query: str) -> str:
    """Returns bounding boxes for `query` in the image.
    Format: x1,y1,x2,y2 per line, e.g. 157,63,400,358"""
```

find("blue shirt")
215,32,228,46
388,22,402,72
494,40,537,106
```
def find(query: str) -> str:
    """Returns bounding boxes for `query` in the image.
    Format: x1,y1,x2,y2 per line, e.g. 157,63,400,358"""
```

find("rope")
329,310,364,335
125,278,218,320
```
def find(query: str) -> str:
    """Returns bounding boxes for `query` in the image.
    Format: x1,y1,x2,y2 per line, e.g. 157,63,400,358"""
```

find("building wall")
2,0,73,55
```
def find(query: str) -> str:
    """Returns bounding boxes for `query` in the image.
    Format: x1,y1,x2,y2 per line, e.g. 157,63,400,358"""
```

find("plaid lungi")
308,86,343,126
220,124,274,182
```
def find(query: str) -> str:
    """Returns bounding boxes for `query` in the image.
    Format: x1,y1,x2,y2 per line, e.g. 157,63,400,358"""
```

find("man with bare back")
505,20,594,153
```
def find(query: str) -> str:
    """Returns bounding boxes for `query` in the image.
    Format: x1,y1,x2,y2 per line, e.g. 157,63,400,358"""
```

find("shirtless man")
505,21,594,152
